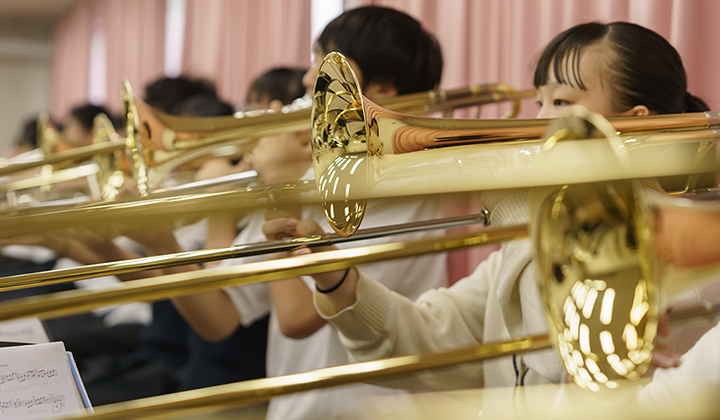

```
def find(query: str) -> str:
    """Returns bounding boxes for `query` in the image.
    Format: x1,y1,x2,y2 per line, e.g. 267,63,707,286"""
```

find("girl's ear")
623,105,651,116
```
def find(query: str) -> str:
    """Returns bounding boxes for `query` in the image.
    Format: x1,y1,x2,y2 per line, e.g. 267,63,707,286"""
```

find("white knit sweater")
315,192,566,390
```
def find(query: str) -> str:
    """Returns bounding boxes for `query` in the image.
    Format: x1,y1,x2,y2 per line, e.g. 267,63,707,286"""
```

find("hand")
0,231,109,265
262,210,331,255
651,314,681,369
262,211,352,292
194,158,236,182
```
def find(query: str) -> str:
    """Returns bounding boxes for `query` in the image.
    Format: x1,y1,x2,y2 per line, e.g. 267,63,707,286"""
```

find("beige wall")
0,18,53,156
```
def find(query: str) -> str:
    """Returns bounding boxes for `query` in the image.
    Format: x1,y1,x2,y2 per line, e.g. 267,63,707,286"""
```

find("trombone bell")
536,180,720,391
311,52,720,237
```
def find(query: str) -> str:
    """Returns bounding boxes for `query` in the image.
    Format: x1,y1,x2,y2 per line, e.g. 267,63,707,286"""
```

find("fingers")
264,209,295,221
651,342,682,369
262,218,298,241
657,313,671,337
295,219,325,236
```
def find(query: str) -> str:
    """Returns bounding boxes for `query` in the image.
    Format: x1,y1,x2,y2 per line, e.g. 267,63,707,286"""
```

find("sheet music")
0,342,87,419
0,318,50,344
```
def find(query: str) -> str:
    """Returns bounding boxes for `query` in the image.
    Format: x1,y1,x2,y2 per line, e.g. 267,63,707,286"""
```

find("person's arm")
257,215,331,338
268,278,327,338
262,216,493,356
139,231,242,342
261,217,360,314
655,206,720,268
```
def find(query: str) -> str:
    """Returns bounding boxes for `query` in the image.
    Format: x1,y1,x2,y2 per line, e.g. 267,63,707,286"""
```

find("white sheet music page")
0,342,87,419
0,318,50,344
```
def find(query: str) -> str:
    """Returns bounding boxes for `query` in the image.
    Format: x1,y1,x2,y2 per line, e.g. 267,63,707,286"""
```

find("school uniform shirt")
221,168,448,420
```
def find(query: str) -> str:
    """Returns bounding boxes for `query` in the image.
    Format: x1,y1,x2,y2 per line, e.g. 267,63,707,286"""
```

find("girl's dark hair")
534,22,708,114
245,67,307,106
318,6,443,95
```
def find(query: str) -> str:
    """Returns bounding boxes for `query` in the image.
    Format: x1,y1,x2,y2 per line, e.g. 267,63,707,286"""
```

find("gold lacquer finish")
0,213,488,291
57,335,551,420
92,113,126,201
534,112,720,391
0,179,318,239
0,82,532,193
311,52,369,237
0,225,527,322
536,181,657,390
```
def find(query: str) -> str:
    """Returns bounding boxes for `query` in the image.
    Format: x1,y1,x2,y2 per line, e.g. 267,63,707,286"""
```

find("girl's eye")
553,99,570,106
536,100,543,108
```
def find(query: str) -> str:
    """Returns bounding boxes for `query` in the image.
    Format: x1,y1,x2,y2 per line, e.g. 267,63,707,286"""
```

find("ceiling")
0,0,78,18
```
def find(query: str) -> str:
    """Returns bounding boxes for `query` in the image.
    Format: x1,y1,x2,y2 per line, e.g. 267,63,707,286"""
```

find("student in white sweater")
263,21,713,390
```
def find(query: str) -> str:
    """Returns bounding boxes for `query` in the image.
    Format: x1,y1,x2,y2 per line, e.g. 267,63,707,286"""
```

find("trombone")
0,105,715,239
310,53,720,236
42,304,720,420
0,52,718,398
0,80,536,199
0,103,716,366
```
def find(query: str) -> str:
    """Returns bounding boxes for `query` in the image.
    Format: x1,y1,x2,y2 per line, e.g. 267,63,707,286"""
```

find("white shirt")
222,170,448,420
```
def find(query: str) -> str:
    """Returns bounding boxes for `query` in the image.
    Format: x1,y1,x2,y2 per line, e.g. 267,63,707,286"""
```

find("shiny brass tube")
0,212,488,291
49,302,719,420
0,82,534,187
0,121,715,239
0,141,125,176
0,180,319,239
0,225,528,322
58,335,551,420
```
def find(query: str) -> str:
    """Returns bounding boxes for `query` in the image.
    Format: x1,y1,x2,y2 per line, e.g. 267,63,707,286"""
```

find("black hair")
171,94,234,117
144,76,218,114
14,116,38,149
70,104,112,132
534,22,708,114
317,6,443,95
246,67,307,107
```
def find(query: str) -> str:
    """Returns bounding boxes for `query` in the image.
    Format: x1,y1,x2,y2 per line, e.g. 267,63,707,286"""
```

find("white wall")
0,57,52,154
0,19,53,156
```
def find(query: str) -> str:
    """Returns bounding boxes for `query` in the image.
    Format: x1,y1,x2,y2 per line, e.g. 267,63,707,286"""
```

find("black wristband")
315,268,351,294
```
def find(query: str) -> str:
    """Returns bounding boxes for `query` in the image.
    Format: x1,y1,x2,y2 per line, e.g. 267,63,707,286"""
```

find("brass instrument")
38,304,718,420
122,80,536,195
0,212,489,291
0,108,716,381
311,52,720,236
0,104,715,239
4,181,719,420
0,113,106,207
0,81,535,199
0,54,717,418
536,179,720,391
58,335,553,420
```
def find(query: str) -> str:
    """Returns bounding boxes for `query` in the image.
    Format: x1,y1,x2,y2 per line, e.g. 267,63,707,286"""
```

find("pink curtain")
104,0,166,114
51,0,95,121
182,0,312,106
357,0,720,282
357,0,720,115
52,0,166,119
